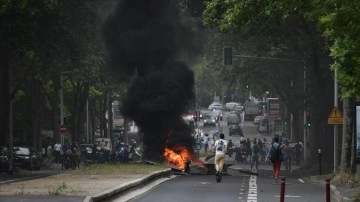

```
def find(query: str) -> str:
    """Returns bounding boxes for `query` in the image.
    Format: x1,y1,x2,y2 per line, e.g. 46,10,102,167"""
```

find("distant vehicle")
95,138,113,152
229,124,244,136
234,104,244,111
244,101,259,121
79,144,94,156
203,114,217,127
253,115,262,125
13,146,41,170
208,102,223,110
210,109,223,121
0,146,11,174
229,110,242,120
225,102,240,111
258,117,270,133
227,114,240,125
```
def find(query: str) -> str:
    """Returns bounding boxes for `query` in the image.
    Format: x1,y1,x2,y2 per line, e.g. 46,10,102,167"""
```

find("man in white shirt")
53,141,61,164
213,133,227,182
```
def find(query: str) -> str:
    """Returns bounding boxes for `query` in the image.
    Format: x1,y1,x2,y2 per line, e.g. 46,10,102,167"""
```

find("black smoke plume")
104,0,199,162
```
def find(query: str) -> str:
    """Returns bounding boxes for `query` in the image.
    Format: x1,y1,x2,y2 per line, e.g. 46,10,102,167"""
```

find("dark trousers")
55,151,61,164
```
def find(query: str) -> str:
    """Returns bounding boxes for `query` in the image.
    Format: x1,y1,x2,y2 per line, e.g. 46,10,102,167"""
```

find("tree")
312,1,360,173
202,0,335,167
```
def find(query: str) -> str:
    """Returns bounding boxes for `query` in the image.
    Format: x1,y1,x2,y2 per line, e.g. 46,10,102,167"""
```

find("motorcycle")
235,146,248,164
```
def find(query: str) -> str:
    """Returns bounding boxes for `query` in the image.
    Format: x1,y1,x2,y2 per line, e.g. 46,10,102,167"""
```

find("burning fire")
164,146,205,170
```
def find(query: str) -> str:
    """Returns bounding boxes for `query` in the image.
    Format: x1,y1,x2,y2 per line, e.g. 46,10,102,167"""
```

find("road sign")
268,98,281,118
328,106,343,124
194,142,203,151
59,124,67,133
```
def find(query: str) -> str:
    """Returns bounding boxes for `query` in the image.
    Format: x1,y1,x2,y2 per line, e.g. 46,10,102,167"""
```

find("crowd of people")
200,132,303,183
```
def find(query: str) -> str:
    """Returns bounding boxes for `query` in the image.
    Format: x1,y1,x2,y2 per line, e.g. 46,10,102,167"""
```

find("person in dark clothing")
294,141,302,166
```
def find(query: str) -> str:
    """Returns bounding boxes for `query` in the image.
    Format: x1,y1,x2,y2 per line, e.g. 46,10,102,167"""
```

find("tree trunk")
340,99,352,172
0,58,10,146
31,78,43,152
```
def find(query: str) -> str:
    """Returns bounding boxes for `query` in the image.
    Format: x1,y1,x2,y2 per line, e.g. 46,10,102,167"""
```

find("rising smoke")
103,0,201,162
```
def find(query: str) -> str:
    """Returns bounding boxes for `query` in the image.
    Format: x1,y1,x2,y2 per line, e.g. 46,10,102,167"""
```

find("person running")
213,133,227,182
266,136,284,183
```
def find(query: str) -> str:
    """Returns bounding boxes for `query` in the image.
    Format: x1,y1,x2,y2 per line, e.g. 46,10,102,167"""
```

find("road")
109,110,330,202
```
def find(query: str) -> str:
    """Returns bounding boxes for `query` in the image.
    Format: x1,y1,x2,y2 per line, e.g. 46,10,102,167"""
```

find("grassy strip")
71,162,169,175
330,171,360,200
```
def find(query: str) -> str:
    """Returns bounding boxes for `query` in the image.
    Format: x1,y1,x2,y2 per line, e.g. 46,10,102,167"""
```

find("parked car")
79,144,94,156
203,114,217,127
208,102,223,110
229,124,244,136
0,146,11,174
13,146,41,170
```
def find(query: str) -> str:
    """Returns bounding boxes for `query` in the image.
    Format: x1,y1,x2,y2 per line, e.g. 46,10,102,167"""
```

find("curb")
83,169,172,202
310,176,355,202
330,184,355,202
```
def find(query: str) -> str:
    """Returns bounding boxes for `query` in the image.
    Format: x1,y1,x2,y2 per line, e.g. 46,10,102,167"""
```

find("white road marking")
275,195,301,198
247,175,257,202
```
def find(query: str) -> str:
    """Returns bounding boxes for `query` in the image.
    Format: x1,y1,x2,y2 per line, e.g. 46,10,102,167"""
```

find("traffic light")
284,120,288,125
306,115,311,127
223,47,233,65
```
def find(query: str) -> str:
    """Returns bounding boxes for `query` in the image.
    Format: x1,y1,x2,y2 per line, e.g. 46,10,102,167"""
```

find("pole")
326,179,330,202
280,178,286,202
334,68,338,173
86,99,89,143
303,65,307,161
60,73,64,145
318,149,322,175
8,65,13,173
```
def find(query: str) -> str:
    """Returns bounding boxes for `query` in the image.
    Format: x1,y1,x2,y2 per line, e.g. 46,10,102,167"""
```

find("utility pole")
334,68,338,173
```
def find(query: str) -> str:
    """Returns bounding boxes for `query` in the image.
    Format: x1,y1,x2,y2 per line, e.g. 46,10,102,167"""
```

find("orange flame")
164,146,191,170
163,146,206,170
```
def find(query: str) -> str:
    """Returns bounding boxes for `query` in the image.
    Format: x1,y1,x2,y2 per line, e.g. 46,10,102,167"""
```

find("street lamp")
60,71,71,144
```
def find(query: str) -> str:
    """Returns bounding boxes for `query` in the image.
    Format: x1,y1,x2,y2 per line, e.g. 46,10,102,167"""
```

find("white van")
95,138,113,152
258,117,269,133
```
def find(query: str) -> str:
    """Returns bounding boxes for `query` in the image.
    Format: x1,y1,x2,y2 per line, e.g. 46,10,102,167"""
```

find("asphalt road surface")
108,110,330,202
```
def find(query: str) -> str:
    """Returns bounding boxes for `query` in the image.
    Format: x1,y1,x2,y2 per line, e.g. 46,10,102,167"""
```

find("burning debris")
103,0,203,166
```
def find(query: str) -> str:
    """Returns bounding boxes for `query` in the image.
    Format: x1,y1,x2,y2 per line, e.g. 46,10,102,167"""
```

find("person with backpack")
213,133,227,182
266,136,284,183
251,140,260,171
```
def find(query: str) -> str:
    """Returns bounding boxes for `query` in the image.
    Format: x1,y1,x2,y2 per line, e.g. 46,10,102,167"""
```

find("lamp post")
60,71,71,144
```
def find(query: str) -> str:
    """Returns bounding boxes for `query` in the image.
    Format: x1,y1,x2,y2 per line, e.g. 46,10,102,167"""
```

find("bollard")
326,179,330,202
318,149,322,175
280,178,286,202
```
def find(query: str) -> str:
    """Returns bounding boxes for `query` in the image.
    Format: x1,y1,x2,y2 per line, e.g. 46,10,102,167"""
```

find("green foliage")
311,0,360,99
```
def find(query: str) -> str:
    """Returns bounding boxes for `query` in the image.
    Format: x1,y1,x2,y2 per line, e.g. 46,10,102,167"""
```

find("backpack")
270,143,282,162
216,140,224,152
